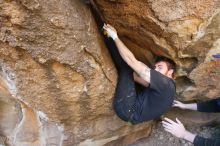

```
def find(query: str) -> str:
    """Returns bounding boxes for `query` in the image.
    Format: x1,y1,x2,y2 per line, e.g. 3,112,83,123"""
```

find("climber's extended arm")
103,24,151,83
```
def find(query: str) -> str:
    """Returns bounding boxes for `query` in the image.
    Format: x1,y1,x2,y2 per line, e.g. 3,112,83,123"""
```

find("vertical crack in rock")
83,46,115,86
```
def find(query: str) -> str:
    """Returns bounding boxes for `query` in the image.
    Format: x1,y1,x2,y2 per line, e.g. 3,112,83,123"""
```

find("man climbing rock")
103,24,176,124
87,0,176,124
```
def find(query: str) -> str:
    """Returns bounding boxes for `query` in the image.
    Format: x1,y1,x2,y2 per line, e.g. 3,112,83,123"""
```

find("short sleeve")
149,69,174,92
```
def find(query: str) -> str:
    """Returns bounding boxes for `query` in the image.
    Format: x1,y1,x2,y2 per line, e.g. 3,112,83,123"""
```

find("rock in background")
0,0,220,146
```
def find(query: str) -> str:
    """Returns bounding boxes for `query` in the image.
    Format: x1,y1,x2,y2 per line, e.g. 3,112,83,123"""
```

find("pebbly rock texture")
0,0,220,146
0,0,153,146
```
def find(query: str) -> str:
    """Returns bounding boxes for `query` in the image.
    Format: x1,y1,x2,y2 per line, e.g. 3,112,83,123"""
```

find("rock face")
0,0,152,145
0,0,220,146
95,0,220,100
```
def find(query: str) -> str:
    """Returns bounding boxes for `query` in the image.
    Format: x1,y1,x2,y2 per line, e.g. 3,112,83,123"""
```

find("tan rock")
0,0,220,145
0,0,152,145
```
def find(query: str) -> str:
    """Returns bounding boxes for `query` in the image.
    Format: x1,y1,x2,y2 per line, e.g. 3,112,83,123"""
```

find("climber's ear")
167,69,174,78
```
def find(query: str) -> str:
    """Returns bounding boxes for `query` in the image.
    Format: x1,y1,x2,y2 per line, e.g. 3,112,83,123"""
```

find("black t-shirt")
132,69,176,123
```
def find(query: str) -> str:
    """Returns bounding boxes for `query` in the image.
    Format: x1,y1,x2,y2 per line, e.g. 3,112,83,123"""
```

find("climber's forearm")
103,24,151,82
113,38,151,82
114,38,137,67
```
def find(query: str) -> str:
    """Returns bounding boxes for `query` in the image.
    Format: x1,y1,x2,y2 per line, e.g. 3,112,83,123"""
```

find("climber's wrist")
111,33,118,40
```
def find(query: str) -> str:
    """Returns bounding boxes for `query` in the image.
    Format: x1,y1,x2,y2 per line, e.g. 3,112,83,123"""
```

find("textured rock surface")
0,0,220,146
95,0,220,100
0,0,152,145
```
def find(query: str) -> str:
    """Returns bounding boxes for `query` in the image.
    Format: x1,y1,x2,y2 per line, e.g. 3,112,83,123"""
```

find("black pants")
105,37,137,123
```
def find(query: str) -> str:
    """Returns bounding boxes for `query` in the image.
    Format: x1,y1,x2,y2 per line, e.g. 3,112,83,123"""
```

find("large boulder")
0,0,220,145
0,0,152,145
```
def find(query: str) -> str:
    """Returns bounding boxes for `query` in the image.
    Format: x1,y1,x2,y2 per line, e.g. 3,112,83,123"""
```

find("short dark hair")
155,56,176,72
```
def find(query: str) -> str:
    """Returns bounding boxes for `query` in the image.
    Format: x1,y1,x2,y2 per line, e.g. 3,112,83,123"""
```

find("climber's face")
154,61,174,78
